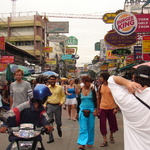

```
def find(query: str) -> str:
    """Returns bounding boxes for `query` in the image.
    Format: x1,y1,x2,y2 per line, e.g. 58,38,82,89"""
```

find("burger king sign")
114,12,138,36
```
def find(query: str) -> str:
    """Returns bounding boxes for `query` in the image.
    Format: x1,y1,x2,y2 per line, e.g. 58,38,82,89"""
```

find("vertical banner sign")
0,37,5,50
142,36,150,61
134,46,142,60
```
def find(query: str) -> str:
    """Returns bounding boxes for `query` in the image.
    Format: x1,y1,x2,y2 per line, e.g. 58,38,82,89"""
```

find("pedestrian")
0,84,53,150
108,65,150,150
97,72,118,147
77,75,97,150
10,69,33,108
44,75,65,143
65,78,78,121
60,79,67,110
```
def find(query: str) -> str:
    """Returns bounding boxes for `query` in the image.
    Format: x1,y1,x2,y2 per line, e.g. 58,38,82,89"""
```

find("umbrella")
42,71,58,76
6,64,13,83
10,64,35,76
132,62,150,69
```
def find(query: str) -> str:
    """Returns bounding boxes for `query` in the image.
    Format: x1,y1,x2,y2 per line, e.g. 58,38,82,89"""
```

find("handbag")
133,94,150,110
82,110,90,117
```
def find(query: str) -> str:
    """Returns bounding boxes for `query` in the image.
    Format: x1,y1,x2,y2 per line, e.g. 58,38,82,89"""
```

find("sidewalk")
42,109,124,150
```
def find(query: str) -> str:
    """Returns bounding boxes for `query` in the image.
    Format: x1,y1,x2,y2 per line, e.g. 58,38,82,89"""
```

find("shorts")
65,98,77,105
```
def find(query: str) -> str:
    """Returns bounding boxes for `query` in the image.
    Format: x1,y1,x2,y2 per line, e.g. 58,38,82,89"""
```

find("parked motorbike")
0,117,54,150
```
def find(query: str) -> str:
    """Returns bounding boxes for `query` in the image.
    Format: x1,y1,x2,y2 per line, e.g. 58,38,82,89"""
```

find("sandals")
79,145,85,150
87,145,93,148
100,141,108,147
110,136,115,144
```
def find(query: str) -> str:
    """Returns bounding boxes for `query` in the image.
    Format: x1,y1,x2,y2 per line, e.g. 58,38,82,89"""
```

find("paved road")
0,109,124,150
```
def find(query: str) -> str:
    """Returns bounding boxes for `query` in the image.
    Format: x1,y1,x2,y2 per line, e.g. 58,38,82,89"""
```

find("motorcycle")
0,117,54,150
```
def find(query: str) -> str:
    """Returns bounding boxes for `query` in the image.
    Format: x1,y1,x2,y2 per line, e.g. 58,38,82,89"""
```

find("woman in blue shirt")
65,78,78,121
77,76,97,150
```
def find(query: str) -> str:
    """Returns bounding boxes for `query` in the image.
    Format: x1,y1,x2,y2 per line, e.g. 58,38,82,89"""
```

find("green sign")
66,36,78,45
95,42,100,51
112,49,131,57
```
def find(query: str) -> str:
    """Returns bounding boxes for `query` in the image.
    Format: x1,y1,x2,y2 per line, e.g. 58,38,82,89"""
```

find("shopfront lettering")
125,0,147,3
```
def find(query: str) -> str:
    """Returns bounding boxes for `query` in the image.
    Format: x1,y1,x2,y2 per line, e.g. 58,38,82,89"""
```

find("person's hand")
93,109,97,116
0,127,8,133
45,125,53,133
126,82,143,93
113,108,118,114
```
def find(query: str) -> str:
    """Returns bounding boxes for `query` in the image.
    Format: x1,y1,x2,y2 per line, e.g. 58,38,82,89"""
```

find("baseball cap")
135,65,150,79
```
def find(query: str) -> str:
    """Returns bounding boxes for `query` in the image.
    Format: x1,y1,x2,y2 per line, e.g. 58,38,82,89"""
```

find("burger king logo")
114,12,137,36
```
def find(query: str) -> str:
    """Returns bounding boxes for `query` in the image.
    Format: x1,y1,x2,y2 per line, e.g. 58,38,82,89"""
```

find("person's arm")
113,76,143,93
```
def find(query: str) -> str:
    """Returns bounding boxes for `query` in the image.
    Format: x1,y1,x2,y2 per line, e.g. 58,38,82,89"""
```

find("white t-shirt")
108,76,150,150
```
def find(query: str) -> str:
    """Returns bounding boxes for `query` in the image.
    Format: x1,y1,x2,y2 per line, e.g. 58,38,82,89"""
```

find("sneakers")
47,139,54,143
57,128,62,137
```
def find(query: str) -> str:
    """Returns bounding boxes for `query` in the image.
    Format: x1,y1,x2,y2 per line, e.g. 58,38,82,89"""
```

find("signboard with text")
46,22,69,33
1,56,14,63
142,36,150,60
43,47,53,53
0,37,5,50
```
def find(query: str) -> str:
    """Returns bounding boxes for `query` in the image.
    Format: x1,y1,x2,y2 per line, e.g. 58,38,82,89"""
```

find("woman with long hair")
77,75,97,150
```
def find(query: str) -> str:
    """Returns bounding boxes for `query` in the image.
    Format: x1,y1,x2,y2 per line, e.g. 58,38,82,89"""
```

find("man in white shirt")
108,65,150,150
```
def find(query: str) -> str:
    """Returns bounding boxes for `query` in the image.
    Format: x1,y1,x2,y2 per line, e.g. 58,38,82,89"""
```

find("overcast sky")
0,0,125,66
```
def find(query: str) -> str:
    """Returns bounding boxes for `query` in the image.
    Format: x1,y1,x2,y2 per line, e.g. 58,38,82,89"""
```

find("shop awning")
119,64,136,71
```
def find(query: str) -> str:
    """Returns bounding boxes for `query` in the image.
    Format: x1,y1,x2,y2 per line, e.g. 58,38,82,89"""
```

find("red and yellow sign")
142,36,150,53
43,47,53,53
66,48,75,54
0,37,5,50
46,58,56,64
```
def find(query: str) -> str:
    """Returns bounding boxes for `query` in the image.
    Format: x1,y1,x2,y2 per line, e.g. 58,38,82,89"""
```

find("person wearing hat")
108,65,150,150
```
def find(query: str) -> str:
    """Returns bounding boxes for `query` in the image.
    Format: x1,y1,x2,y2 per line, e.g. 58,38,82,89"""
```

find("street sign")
66,36,78,45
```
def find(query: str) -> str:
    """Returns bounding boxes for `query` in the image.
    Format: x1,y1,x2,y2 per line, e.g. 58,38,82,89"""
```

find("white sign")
47,22,69,33
47,35,68,42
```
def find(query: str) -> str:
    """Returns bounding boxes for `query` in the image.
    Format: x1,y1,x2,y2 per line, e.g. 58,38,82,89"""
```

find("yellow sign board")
43,47,53,53
142,36,150,53
46,58,56,64
102,13,117,24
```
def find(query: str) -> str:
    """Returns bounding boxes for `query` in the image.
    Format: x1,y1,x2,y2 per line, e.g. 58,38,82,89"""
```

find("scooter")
0,117,54,150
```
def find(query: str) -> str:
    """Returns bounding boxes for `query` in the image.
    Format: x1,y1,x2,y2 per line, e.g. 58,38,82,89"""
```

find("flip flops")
100,141,108,147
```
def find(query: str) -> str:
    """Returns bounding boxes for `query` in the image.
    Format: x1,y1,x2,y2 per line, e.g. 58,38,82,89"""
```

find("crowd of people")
0,65,150,150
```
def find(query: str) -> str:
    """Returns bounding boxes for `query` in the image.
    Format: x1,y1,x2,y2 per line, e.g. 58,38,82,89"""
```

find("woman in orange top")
97,72,118,147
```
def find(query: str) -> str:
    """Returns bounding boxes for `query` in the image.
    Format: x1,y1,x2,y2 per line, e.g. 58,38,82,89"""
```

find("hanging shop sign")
104,30,137,47
114,12,138,36
47,35,68,42
114,12,150,36
43,47,53,53
95,42,100,51
1,56,14,63
0,37,5,50
142,35,150,61
134,46,142,60
112,48,131,57
65,36,78,45
46,21,69,33
66,48,75,54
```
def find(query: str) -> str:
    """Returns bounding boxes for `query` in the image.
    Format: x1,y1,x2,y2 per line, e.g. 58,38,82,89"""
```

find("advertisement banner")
43,47,53,53
46,22,69,33
0,63,7,71
106,50,119,59
66,48,75,54
135,14,150,33
134,46,142,60
0,37,5,50
46,58,56,64
1,56,14,63
104,30,137,47
142,35,150,53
